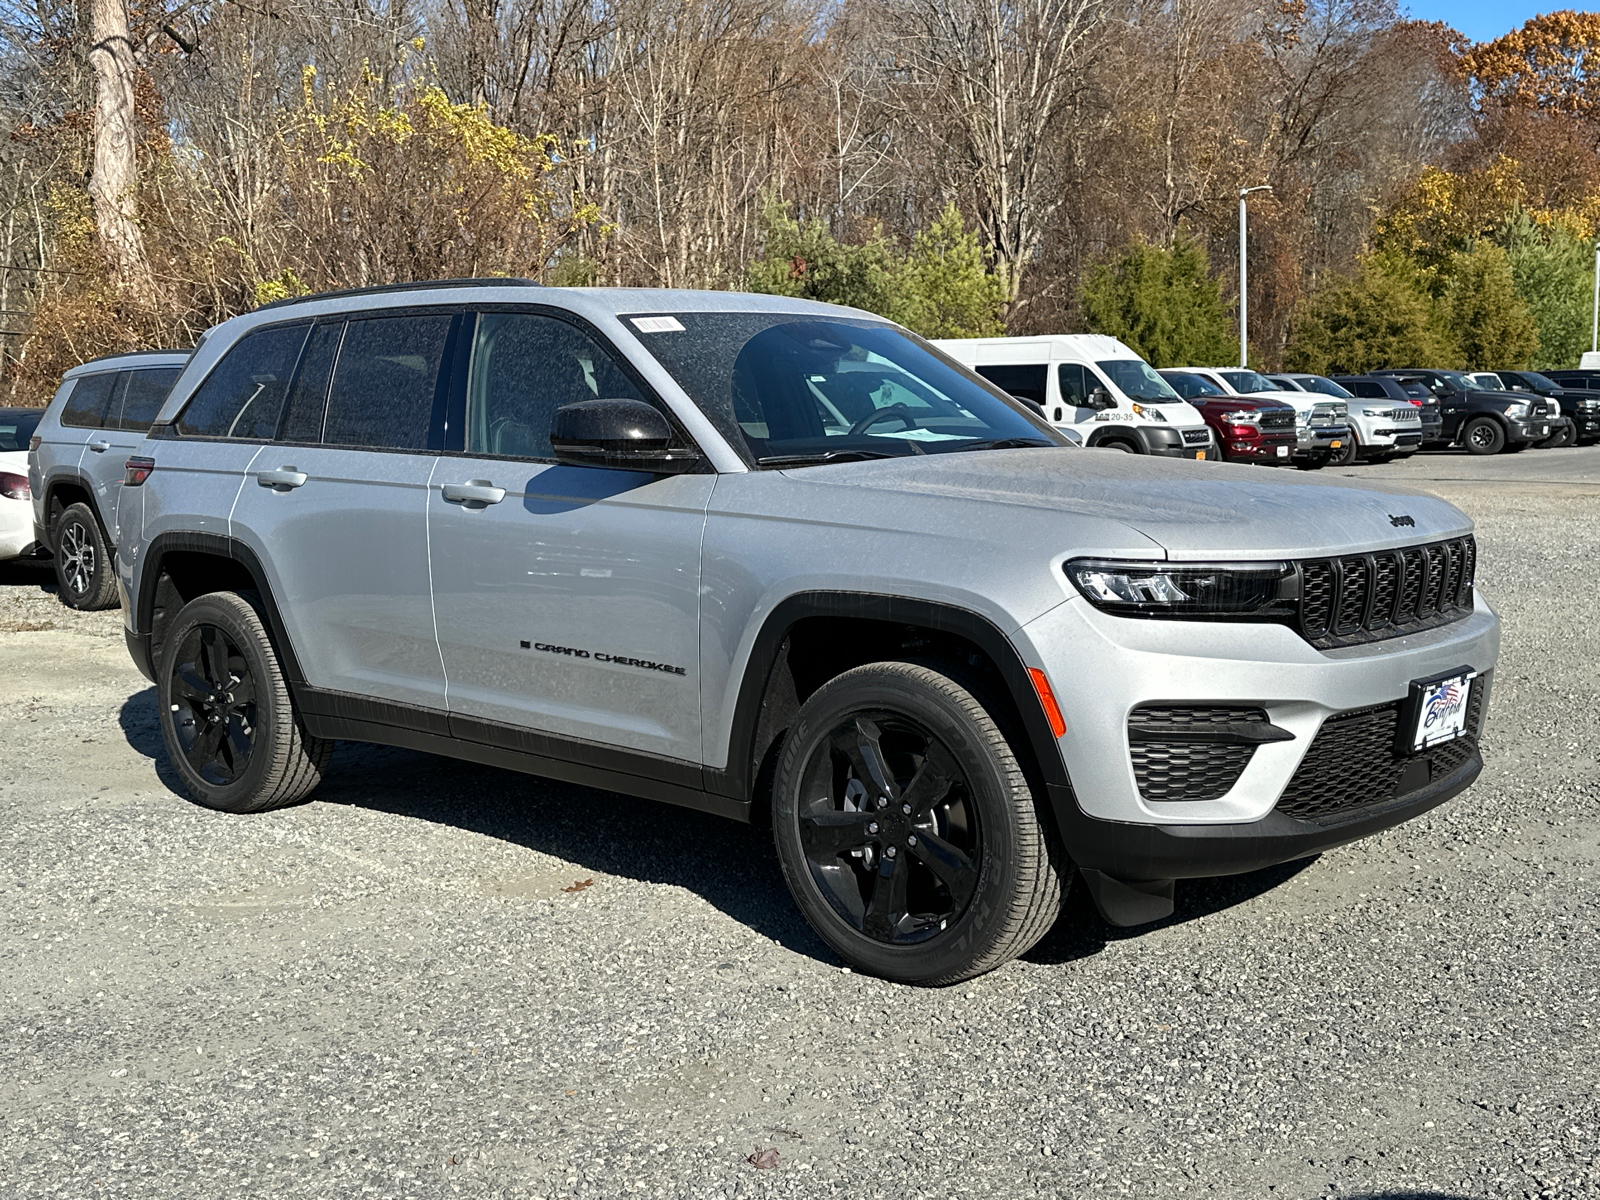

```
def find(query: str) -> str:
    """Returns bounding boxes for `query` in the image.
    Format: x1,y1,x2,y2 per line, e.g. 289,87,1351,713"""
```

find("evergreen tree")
1285,253,1452,373
1445,242,1540,368
1498,210,1592,370
1077,232,1234,367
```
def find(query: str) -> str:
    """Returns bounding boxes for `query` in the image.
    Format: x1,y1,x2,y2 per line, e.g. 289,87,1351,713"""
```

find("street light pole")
1591,241,1599,355
1239,185,1272,369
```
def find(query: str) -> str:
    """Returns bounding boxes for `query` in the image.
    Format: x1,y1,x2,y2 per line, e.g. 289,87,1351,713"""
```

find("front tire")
53,502,118,611
157,591,332,813
771,661,1064,985
1463,417,1506,455
1330,431,1358,467
1539,423,1574,448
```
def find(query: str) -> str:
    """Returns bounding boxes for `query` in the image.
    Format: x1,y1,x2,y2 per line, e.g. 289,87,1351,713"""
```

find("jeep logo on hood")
1389,514,1415,527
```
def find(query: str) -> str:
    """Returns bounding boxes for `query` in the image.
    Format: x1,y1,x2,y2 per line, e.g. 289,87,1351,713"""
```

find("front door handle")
442,481,506,506
257,467,308,491
87,440,111,453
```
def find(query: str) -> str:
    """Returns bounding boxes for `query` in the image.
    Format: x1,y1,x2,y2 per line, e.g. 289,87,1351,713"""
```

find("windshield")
1094,359,1180,402
1433,370,1474,391
0,409,40,451
1218,370,1278,395
1517,371,1558,390
1160,371,1223,398
1469,373,1503,390
628,314,1063,466
1293,375,1353,399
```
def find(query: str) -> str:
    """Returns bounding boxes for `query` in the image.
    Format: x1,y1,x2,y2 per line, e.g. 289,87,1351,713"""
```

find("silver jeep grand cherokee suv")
112,280,1499,984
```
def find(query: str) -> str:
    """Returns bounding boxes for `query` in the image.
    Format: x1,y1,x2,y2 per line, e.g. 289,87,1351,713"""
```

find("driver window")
1058,363,1090,405
466,312,650,459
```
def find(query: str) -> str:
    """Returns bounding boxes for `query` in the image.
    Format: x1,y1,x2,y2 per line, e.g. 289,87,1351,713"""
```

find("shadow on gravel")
0,557,55,589
113,701,839,965
1023,856,1318,966
115,687,1321,972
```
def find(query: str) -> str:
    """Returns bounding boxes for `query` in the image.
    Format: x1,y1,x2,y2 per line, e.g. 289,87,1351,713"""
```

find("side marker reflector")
1028,667,1067,739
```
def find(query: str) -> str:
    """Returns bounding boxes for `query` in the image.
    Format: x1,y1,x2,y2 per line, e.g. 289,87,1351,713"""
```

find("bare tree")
83,0,149,288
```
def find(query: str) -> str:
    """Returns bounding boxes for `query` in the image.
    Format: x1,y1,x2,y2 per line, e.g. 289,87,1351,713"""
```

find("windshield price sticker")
1409,670,1475,752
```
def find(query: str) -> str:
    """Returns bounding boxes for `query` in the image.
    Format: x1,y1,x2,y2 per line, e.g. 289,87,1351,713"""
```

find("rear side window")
1347,381,1380,398
466,312,650,459
60,372,119,429
974,364,1047,405
116,367,182,432
277,322,344,443
323,315,452,450
178,325,311,440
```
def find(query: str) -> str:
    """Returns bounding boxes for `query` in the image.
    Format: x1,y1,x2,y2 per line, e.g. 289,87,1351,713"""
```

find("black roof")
258,277,541,310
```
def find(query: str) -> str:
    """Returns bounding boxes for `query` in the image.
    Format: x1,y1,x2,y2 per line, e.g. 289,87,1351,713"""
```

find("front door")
427,310,710,764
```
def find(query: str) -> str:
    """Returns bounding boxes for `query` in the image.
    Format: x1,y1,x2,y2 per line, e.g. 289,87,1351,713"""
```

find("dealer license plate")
1407,670,1475,752
1329,439,1342,449
1276,445,1289,457
1194,450,1206,460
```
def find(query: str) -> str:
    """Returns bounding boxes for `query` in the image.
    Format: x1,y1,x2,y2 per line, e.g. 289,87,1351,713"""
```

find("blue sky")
1404,1,1597,44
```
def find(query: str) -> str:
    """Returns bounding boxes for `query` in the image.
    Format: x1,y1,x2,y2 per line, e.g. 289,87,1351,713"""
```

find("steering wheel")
848,403,917,436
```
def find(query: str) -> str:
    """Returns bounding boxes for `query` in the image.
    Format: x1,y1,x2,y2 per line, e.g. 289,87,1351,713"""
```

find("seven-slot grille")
1297,536,1475,649
1181,428,1211,445
1275,676,1487,823
1259,408,1295,430
1390,407,1420,422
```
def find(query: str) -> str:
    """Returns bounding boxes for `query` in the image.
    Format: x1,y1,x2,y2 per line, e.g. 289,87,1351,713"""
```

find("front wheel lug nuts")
901,803,912,815
867,822,879,835
906,835,917,846
885,846,897,859
877,797,888,809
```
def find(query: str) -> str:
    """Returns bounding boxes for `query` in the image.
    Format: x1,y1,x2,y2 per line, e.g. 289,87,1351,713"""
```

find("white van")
935,334,1213,457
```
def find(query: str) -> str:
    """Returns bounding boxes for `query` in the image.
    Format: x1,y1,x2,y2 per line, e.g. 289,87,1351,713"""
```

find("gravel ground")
2,445,1597,1200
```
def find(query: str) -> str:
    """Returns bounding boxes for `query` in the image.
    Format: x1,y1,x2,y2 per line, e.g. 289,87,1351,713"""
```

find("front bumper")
1216,430,1296,463
1572,408,1600,438
1137,425,1213,459
1294,424,1348,458
1506,416,1552,444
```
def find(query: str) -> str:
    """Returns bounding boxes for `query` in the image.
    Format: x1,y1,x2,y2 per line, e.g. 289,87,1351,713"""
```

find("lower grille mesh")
1128,705,1267,803
1276,677,1487,823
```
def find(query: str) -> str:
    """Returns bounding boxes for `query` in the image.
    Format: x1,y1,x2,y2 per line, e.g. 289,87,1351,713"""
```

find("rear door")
92,366,182,545
426,308,710,764
227,311,457,712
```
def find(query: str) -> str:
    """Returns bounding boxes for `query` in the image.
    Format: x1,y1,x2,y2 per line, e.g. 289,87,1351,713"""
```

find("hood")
782,448,1471,561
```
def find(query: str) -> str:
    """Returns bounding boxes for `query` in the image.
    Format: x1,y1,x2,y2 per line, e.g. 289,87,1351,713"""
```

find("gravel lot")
2,445,1597,1200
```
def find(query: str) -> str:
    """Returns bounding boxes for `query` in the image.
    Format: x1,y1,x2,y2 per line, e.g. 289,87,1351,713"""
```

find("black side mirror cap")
550,398,700,473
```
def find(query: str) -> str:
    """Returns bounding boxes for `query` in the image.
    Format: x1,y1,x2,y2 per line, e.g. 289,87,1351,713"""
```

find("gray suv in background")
28,350,189,608
111,281,1500,984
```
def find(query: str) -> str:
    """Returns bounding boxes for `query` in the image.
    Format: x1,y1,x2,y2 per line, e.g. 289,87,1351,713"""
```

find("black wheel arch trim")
43,474,111,549
708,591,1073,806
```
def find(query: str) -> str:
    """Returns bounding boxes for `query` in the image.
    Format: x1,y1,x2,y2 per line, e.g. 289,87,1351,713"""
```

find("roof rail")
257,277,542,310
75,348,192,369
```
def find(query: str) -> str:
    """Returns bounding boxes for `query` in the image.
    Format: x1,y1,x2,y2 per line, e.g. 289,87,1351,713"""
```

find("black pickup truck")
1500,369,1600,445
1371,368,1557,455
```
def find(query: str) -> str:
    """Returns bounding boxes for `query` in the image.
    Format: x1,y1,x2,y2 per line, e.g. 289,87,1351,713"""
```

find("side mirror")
550,398,700,473
1089,386,1113,410
1010,393,1044,412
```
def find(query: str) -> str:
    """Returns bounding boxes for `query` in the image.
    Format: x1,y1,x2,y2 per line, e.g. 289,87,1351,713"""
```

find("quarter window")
466,312,649,459
60,372,119,429
277,322,344,443
178,325,311,440
322,315,453,450
116,367,182,432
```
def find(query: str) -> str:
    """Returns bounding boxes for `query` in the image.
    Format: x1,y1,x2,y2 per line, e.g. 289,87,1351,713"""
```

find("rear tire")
52,502,118,611
157,591,332,813
771,661,1064,985
1463,417,1505,455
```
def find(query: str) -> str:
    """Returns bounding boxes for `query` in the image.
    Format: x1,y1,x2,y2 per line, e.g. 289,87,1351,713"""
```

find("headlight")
1130,403,1167,421
1065,559,1296,619
1221,410,1259,424
1361,407,1390,417
1504,402,1529,417
1295,409,1311,425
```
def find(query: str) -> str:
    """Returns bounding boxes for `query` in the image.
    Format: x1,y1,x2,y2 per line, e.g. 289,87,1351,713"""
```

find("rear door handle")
87,440,111,453
441,481,506,506
257,467,308,490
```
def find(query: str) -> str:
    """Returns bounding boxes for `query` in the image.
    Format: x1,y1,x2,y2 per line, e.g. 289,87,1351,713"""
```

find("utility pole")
1591,241,1599,354
1239,186,1272,369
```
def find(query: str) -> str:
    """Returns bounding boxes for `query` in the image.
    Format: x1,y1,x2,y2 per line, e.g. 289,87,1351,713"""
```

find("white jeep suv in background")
1270,373,1422,466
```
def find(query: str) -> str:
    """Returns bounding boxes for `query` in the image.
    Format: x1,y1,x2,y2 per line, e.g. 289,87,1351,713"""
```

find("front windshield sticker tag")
631,316,685,333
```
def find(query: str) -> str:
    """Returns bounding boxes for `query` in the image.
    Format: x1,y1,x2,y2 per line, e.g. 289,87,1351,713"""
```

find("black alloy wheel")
772,661,1064,985
1463,417,1506,455
53,502,118,610
157,591,331,813
169,623,258,787
1330,430,1358,467
797,713,980,946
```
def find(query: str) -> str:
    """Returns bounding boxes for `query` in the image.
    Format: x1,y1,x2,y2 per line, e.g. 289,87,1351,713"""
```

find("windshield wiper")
962,437,1057,451
756,449,906,468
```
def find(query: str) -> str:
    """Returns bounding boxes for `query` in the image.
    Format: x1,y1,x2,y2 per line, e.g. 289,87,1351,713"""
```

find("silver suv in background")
1269,373,1421,466
28,350,189,608
112,282,1498,984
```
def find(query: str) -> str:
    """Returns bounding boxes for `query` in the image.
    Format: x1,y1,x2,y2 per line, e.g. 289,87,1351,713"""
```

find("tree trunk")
84,0,151,290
